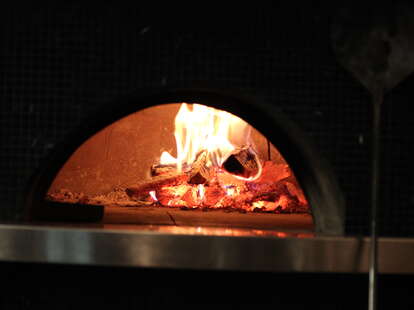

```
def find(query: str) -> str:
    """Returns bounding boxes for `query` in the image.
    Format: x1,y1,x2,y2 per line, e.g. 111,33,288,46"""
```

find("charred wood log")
126,158,308,213
222,147,261,178
150,164,176,177
188,150,212,184
126,173,188,200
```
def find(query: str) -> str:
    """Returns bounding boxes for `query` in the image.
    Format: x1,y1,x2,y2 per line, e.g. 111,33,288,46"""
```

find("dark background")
1,262,413,309
1,4,413,236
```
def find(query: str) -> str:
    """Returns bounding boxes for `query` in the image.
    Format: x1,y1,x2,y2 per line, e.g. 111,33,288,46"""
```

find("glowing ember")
252,201,265,209
149,191,157,201
225,186,236,196
276,195,289,209
197,184,205,201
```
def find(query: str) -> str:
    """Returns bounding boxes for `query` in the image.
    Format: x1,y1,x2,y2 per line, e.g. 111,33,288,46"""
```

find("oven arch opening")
25,88,345,235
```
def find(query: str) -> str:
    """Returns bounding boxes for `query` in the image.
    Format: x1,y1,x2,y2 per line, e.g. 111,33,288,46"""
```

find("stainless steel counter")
0,223,412,274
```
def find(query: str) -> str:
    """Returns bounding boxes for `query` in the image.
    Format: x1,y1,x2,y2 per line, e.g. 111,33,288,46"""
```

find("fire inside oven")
46,102,312,231
25,90,345,235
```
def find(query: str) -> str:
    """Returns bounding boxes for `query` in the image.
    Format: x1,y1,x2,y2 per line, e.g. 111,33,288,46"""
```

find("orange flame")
160,103,260,178
159,151,177,165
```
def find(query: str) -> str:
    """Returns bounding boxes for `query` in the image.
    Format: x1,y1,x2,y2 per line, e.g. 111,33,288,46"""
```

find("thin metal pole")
369,89,382,310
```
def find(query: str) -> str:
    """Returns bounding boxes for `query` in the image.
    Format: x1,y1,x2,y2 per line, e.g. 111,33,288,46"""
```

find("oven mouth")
24,88,345,235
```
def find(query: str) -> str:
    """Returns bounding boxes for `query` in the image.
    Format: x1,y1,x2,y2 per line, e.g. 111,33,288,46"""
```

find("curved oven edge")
0,224,412,274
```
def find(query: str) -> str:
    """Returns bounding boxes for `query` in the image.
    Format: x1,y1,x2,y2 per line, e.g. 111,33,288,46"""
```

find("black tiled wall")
1,4,412,236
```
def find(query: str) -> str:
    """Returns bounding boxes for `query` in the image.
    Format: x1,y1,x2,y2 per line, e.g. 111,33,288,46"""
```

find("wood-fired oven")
24,89,345,235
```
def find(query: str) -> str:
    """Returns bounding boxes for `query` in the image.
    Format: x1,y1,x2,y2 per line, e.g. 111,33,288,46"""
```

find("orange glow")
102,224,314,238
276,195,289,209
46,102,311,219
252,201,265,209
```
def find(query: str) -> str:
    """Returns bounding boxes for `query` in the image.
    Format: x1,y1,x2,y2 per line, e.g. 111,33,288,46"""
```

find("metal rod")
369,89,382,310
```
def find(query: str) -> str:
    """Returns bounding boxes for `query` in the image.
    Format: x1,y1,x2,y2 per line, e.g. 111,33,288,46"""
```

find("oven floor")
103,205,314,231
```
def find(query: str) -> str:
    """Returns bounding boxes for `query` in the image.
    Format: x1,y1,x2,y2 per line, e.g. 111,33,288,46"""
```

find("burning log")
152,151,212,184
204,183,227,206
126,173,188,201
49,158,309,214
222,146,260,179
150,164,176,177
188,150,212,184
125,158,309,213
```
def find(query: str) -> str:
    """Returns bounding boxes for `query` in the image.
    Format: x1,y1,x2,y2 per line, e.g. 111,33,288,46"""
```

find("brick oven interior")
40,101,315,232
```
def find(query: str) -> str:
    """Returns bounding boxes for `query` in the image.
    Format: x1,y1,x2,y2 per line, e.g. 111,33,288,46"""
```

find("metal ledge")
0,223,413,274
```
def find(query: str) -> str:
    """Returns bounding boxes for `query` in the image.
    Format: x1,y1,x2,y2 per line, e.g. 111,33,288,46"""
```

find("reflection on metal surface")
102,224,315,238
0,223,413,274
